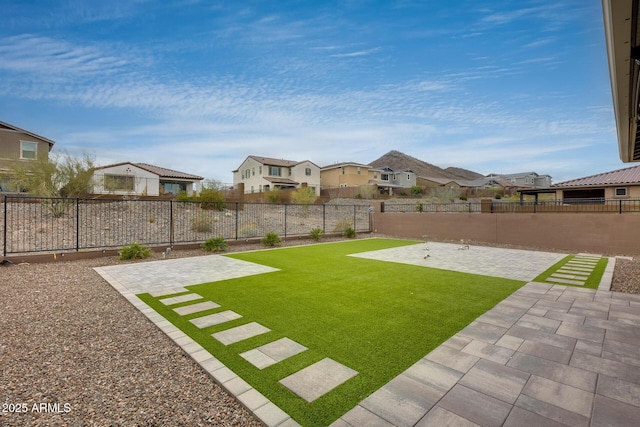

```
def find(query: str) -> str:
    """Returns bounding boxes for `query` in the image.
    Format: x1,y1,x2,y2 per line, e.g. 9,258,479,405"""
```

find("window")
269,167,281,176
342,167,345,175
104,175,134,192
20,141,37,159
288,168,292,176
259,166,262,174
305,168,312,176
373,172,378,179
381,174,389,181
615,187,628,197
357,167,361,175
252,168,255,176
407,174,411,180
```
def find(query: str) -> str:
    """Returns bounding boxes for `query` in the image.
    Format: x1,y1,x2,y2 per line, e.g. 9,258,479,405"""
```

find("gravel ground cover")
1,235,638,426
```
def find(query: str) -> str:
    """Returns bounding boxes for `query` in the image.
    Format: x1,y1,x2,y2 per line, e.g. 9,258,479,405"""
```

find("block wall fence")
372,211,640,256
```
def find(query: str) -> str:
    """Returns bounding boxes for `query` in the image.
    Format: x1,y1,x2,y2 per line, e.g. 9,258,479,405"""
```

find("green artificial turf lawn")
139,238,525,426
533,254,608,289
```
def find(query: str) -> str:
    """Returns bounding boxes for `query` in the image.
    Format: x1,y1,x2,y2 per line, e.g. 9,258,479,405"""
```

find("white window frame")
20,141,37,160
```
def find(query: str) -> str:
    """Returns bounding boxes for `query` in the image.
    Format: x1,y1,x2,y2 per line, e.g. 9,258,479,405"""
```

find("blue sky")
0,0,621,183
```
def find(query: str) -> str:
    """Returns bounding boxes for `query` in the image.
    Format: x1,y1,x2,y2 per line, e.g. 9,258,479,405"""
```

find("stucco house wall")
93,164,160,196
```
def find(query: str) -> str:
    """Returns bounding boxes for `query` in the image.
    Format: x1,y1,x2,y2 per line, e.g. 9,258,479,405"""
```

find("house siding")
234,157,321,195
93,164,160,196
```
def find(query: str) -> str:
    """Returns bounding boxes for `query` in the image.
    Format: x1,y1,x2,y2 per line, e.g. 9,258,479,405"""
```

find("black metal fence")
385,199,640,214
1,196,371,256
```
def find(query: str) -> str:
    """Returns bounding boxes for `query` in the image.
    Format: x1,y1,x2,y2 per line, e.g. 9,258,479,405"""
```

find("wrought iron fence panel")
1,195,373,255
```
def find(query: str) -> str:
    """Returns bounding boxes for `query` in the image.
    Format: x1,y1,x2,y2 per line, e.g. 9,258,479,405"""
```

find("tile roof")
552,164,640,188
94,162,203,181
135,163,204,180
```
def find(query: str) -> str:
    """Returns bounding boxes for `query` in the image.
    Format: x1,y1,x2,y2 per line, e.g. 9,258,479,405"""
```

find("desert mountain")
369,150,483,181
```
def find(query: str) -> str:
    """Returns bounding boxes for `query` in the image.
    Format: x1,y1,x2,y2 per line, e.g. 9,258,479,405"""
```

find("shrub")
291,186,317,205
358,184,376,199
495,194,502,199
343,226,356,238
239,222,259,237
199,188,226,211
459,195,468,201
415,203,423,212
192,215,216,233
266,188,282,203
310,227,324,242
411,185,422,196
333,219,353,233
119,242,152,260
262,232,281,247
202,237,227,252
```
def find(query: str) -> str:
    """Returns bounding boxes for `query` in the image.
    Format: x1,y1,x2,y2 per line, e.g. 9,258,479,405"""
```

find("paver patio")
94,240,640,427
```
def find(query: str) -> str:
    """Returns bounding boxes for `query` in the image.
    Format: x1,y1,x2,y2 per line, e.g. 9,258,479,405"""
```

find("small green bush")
459,195,468,201
239,222,259,237
495,194,502,199
411,185,422,196
262,232,282,247
266,188,282,203
119,242,152,260
202,236,227,252
333,219,352,233
343,226,356,238
199,188,226,211
310,227,324,242
415,203,423,212
192,215,216,233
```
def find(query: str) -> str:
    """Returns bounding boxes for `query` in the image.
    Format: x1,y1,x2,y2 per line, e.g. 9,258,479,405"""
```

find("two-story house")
486,172,552,188
0,120,55,191
233,156,321,195
320,162,378,188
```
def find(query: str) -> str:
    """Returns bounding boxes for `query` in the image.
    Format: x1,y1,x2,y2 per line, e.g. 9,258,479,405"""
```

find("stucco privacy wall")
372,212,640,255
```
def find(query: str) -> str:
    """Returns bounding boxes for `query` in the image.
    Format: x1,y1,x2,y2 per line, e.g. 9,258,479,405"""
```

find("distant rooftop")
552,164,640,188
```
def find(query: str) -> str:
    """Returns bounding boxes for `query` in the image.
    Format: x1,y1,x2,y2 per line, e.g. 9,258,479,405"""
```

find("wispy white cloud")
330,47,381,58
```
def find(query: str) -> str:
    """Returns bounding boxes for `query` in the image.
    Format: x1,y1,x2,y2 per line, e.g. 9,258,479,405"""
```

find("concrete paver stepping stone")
173,300,221,316
240,338,308,369
212,322,271,345
279,358,358,402
149,287,189,297
159,293,202,305
190,310,242,328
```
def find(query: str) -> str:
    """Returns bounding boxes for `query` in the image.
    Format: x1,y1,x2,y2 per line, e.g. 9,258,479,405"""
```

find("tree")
4,151,95,217
5,151,95,198
358,184,377,199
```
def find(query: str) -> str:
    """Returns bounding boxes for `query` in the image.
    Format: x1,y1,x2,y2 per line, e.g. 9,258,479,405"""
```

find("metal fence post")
3,195,6,256
76,198,80,251
235,202,239,240
353,205,357,231
284,204,288,237
170,200,174,247
322,204,326,233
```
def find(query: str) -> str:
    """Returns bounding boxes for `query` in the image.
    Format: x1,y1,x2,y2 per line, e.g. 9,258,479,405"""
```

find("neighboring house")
92,162,203,196
486,172,552,188
0,120,55,191
374,167,418,194
551,164,640,200
320,162,378,188
233,156,321,195
419,177,464,189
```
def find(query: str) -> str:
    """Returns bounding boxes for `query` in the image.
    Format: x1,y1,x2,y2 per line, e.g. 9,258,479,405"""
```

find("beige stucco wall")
234,158,320,195
321,165,373,188
93,164,160,196
373,211,640,255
